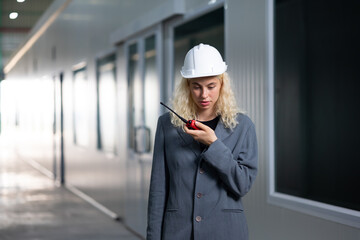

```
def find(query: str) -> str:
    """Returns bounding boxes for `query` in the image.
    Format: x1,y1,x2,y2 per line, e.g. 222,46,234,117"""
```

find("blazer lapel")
176,119,233,157
176,127,201,157
214,119,233,142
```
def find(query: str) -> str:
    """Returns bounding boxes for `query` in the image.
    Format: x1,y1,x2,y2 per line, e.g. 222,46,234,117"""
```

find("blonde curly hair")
170,72,241,129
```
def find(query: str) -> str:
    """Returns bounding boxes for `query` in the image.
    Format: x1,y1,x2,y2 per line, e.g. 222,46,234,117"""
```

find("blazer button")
196,193,202,198
199,168,205,174
195,216,202,222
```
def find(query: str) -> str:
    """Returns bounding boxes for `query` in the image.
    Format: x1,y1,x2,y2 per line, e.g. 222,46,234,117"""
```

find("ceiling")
0,0,54,68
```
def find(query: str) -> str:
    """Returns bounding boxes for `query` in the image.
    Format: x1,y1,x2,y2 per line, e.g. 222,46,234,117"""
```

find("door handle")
134,126,151,153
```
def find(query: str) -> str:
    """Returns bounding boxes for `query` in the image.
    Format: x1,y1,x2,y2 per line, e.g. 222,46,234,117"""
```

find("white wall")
6,0,171,237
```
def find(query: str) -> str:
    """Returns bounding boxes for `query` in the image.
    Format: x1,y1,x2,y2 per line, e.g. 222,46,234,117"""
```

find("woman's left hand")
184,121,218,146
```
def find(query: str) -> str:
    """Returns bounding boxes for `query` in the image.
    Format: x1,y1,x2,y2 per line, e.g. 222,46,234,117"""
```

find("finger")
194,121,204,129
184,125,189,133
184,125,199,136
195,121,209,130
184,125,196,134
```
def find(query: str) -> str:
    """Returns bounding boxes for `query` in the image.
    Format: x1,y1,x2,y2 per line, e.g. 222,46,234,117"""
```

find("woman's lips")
200,101,210,106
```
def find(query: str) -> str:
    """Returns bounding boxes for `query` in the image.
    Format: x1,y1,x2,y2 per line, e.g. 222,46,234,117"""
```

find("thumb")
195,121,207,129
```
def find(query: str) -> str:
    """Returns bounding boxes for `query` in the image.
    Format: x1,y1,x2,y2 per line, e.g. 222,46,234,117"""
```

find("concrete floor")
0,135,141,240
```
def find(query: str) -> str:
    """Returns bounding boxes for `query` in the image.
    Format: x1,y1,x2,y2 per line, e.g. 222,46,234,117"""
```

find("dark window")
127,43,138,149
96,54,117,153
174,8,224,84
73,66,89,147
275,0,360,211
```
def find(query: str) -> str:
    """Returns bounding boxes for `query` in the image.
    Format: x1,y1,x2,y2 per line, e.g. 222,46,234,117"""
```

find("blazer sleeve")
201,123,258,199
146,117,168,240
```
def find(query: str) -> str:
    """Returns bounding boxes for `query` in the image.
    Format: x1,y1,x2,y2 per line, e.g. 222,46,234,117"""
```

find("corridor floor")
0,134,141,240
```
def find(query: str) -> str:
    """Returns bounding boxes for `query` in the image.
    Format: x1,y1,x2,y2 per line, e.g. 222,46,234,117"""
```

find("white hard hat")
180,43,227,79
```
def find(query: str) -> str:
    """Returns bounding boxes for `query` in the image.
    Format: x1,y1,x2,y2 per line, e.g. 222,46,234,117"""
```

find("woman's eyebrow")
191,81,217,86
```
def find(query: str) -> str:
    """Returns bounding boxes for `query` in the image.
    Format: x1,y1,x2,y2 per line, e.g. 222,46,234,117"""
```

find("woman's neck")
196,109,217,121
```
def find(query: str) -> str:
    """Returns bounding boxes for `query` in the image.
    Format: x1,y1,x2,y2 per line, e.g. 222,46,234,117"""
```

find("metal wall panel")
226,0,359,239
6,0,171,237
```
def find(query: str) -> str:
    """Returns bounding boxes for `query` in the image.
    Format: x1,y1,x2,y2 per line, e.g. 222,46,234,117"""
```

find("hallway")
0,133,141,240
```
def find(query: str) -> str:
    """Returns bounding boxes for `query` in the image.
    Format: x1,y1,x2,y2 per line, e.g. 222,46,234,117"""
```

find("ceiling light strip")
4,0,72,74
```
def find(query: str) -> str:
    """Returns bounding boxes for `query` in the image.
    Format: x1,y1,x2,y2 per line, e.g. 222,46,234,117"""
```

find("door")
125,25,162,235
126,27,161,161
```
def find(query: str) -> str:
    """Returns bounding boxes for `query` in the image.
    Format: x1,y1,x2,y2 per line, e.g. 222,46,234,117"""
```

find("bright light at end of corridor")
1,78,55,135
9,12,19,20
17,0,26,2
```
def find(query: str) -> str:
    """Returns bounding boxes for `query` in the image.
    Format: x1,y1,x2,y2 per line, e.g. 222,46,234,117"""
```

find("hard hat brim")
180,66,227,79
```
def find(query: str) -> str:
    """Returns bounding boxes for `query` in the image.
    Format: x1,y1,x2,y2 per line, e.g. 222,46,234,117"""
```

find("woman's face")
188,75,222,113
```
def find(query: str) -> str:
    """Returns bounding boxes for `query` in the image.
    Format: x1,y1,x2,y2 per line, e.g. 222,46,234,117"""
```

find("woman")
147,43,258,240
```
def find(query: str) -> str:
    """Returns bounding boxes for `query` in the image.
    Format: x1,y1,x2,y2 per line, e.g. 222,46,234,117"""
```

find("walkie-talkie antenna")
160,102,187,123
160,102,200,130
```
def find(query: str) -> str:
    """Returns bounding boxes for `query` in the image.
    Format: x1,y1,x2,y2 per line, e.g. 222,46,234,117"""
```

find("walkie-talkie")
160,102,199,130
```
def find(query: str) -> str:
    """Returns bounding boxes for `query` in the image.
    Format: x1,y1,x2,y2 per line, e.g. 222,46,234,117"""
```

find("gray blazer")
147,113,258,240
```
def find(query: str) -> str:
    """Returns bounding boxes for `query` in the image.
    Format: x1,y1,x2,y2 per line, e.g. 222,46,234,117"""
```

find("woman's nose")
201,88,208,98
